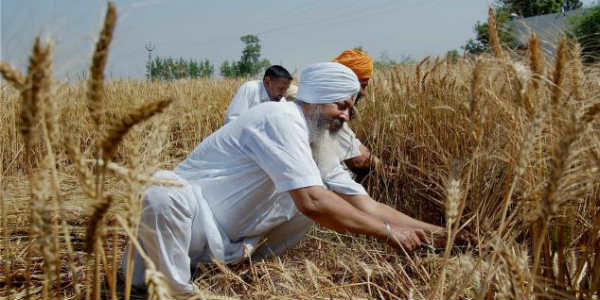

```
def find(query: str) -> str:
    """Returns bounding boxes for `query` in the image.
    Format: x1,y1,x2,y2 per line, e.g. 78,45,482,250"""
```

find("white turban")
296,62,360,104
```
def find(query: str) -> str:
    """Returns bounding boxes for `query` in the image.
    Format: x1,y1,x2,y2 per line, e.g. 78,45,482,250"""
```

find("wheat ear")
100,98,172,162
87,2,116,129
524,32,545,116
488,6,504,59
0,61,26,90
551,36,568,106
529,32,545,86
570,42,584,101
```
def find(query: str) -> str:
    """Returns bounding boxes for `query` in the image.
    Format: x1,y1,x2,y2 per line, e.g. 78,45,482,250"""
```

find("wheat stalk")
532,101,598,284
431,161,463,299
28,39,67,298
18,36,61,299
85,195,114,254
488,6,504,59
85,4,117,299
470,59,486,141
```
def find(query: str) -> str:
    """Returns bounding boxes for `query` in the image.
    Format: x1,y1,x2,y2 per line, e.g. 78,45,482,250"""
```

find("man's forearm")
340,194,443,233
377,202,443,233
289,186,387,239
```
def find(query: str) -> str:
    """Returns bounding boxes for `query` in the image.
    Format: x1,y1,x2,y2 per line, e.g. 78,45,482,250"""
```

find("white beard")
308,108,345,176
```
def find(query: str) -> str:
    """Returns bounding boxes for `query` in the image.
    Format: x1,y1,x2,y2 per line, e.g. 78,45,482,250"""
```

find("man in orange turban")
332,49,374,87
330,49,384,175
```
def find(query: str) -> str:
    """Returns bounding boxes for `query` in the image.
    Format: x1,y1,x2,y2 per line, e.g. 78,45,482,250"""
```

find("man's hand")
387,225,429,252
427,229,476,248
454,230,477,246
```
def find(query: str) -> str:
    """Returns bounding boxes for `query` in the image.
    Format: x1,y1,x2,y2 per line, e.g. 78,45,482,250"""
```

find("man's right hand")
386,225,429,252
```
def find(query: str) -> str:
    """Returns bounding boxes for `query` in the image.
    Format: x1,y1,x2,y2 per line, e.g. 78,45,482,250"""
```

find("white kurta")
124,102,364,294
336,122,362,161
224,80,286,124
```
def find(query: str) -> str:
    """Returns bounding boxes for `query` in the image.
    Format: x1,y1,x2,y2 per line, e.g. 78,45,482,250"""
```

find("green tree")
147,56,214,81
498,0,582,17
198,59,215,77
572,5,600,63
445,49,461,63
219,61,237,78
220,35,270,78
373,51,415,69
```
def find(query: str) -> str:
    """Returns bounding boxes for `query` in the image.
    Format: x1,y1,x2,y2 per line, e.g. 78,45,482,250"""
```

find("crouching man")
123,62,459,296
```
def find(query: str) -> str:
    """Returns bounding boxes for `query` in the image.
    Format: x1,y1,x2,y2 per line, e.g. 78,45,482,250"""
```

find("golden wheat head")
528,32,545,86
87,2,116,128
0,61,26,90
488,6,504,59
101,97,173,161
20,37,52,155
551,36,567,106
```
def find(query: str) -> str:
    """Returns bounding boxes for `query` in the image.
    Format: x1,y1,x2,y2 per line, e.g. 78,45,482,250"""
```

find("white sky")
1,0,597,79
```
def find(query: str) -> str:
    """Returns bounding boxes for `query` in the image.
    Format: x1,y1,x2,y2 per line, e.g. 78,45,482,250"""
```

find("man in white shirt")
125,62,453,296
224,65,293,123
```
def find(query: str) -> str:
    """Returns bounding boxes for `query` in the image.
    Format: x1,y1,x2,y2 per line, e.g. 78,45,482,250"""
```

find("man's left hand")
427,229,476,248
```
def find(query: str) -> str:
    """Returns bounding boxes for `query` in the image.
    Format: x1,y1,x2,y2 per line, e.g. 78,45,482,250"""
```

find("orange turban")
332,49,373,81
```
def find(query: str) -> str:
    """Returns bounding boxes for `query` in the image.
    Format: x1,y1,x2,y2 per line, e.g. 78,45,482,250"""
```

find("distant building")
506,8,589,58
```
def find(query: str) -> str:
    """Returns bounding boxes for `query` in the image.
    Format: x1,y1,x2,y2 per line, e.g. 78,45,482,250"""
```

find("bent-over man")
124,62,453,296
224,65,292,123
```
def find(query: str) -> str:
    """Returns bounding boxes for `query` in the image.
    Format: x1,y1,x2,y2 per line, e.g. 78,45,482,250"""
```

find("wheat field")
1,4,600,300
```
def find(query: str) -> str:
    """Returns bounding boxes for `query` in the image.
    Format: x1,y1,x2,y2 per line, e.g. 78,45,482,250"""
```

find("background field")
1,19,600,299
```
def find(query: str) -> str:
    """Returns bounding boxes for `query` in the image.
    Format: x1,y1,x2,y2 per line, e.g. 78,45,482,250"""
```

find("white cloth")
127,173,314,293
224,80,286,123
124,102,332,293
337,122,362,160
296,62,359,104
322,162,365,195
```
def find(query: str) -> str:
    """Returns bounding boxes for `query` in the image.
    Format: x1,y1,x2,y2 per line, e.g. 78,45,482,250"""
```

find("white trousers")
122,179,313,294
